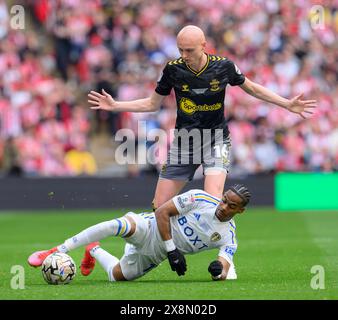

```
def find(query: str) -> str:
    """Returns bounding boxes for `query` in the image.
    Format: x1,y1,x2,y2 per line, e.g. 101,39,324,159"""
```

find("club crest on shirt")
210,79,220,91
210,232,221,242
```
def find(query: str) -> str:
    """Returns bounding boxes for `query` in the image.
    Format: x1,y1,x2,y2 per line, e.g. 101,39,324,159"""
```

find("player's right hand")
88,89,116,111
167,248,187,276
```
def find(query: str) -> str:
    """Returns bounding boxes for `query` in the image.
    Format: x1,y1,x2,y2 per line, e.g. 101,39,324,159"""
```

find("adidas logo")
194,213,201,221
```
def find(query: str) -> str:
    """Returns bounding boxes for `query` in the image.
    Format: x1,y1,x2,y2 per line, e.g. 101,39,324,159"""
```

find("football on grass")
41,252,76,285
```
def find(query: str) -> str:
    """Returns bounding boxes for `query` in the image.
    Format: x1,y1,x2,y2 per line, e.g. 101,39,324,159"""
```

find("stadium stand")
0,0,337,177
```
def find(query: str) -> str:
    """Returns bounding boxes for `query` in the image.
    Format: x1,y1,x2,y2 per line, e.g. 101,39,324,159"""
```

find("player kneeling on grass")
28,184,251,281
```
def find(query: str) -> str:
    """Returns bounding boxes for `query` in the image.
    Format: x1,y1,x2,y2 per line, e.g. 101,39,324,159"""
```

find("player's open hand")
88,89,116,111
167,248,187,276
287,93,317,119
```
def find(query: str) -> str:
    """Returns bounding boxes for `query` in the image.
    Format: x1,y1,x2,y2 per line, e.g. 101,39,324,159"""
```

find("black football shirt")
155,54,245,138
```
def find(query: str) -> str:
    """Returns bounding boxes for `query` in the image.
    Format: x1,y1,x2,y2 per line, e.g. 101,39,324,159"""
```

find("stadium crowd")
0,0,337,177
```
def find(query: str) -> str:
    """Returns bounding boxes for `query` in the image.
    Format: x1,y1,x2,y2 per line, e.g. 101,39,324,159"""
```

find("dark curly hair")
229,184,251,206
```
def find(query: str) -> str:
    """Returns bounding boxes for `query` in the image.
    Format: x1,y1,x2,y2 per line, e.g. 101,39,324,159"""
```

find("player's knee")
124,215,136,237
112,263,126,281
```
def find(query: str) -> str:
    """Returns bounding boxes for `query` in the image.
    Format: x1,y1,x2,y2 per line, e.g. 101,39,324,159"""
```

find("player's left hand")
167,248,187,276
208,260,223,278
287,93,317,119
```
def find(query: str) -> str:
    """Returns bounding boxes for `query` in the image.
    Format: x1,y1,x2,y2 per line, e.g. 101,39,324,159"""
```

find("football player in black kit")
88,25,316,211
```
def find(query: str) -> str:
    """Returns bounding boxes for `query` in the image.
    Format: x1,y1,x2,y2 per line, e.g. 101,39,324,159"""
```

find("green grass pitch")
0,208,337,300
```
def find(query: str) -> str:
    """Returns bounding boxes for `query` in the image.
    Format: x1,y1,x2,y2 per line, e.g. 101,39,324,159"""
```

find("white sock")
57,217,131,252
90,246,119,282
57,244,69,253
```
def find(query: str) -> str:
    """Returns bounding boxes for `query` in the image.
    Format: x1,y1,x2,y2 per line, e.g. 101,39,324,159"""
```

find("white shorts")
119,212,166,280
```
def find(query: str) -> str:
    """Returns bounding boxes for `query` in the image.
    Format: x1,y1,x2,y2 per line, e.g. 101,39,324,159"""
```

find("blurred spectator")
2,137,23,177
64,135,97,176
0,0,8,40
253,133,279,173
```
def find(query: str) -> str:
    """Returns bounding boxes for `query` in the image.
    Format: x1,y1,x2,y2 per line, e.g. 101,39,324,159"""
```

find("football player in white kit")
28,184,251,281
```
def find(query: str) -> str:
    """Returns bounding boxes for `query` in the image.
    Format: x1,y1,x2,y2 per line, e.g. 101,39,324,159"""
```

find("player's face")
215,190,245,222
177,39,205,68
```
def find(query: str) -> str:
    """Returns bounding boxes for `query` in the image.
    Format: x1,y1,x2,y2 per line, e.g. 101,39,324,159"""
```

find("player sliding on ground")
28,184,251,281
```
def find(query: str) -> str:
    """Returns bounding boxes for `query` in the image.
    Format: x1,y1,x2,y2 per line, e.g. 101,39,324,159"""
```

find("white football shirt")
170,189,238,265
146,189,238,265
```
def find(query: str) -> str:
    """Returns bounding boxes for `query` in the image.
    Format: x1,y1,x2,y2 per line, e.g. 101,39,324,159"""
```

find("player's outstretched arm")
208,257,231,281
155,200,187,276
88,90,165,113
240,77,317,119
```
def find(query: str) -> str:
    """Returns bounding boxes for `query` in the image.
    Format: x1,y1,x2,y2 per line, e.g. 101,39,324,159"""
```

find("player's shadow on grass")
138,280,211,283
68,279,211,286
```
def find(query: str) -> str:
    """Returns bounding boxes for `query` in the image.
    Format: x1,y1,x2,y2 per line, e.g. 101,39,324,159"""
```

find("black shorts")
159,131,231,181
